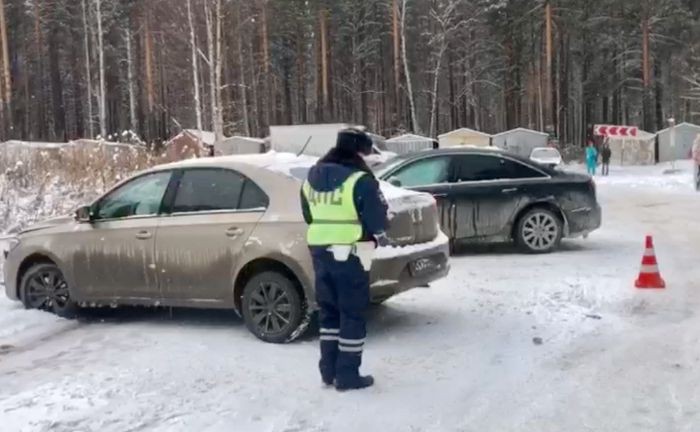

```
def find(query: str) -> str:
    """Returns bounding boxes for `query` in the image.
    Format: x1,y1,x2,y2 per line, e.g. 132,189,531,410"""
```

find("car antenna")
296,136,312,156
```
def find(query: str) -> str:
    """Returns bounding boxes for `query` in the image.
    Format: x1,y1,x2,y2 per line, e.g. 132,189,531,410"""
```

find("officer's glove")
373,232,391,247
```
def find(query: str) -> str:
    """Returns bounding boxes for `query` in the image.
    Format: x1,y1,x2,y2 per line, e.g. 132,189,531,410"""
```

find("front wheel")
241,271,304,343
515,208,563,254
19,263,78,318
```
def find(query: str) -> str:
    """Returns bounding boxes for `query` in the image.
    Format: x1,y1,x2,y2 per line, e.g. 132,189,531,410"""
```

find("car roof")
377,146,558,176
389,146,534,163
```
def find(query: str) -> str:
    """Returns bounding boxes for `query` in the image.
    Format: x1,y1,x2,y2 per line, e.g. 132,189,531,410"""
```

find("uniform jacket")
301,161,388,245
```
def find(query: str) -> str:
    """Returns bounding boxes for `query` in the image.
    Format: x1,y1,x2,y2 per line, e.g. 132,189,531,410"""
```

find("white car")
530,147,562,167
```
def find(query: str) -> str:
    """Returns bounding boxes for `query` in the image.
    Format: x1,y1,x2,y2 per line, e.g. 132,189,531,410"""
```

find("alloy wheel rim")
26,270,70,310
522,213,558,251
249,281,292,334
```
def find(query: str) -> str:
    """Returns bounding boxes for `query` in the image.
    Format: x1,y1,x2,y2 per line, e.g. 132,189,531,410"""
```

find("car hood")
16,215,75,236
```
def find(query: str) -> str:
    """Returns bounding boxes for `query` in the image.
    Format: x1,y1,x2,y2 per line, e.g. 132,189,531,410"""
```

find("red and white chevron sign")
594,124,638,138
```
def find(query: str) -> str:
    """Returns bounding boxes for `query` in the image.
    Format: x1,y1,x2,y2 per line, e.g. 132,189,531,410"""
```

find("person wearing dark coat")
601,140,612,176
300,128,389,391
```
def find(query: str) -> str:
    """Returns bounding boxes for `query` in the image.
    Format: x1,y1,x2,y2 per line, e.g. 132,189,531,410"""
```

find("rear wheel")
515,208,563,254
19,263,78,318
241,271,304,343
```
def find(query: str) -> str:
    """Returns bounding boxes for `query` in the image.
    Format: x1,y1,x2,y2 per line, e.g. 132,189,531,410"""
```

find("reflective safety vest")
302,171,365,246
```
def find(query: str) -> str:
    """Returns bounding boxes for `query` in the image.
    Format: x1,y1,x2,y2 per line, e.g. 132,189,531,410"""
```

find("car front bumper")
565,203,602,238
368,232,451,303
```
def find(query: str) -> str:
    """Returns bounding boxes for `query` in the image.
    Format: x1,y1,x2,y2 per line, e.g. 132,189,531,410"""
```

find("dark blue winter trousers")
310,248,369,386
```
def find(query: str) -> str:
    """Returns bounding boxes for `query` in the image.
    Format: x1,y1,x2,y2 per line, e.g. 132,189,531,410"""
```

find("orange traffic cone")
635,235,666,289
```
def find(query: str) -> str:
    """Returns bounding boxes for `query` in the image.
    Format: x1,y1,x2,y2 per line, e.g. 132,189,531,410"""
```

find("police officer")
300,128,389,391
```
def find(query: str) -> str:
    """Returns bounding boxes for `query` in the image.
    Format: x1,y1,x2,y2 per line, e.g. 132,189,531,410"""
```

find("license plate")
409,257,438,277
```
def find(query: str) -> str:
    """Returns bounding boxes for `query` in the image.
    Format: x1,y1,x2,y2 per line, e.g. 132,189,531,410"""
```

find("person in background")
585,140,598,176
601,139,612,176
300,128,389,391
692,133,700,191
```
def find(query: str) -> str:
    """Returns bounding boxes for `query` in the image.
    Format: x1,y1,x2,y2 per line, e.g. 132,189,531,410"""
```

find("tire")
241,271,304,344
515,207,563,254
19,263,78,318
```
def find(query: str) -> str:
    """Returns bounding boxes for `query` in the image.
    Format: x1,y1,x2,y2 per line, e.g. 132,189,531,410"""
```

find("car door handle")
135,230,152,240
501,188,518,194
226,227,244,237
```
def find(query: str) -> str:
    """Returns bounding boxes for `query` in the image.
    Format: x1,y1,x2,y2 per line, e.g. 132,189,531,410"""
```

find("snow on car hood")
234,151,436,213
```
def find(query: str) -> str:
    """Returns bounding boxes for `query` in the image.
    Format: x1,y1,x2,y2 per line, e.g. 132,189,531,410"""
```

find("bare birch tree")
95,0,107,138
214,0,223,140
236,5,251,136
204,0,224,142
187,0,203,133
125,24,138,135
81,0,94,138
0,0,10,116
401,0,419,133
427,0,472,137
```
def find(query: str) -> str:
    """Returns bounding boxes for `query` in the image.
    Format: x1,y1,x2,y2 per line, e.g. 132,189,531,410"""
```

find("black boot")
322,376,334,387
336,375,374,391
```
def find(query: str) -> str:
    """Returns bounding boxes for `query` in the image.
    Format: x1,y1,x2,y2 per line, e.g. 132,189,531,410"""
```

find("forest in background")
0,0,699,147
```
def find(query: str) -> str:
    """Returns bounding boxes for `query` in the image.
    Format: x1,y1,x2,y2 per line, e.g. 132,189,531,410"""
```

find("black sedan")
374,148,601,253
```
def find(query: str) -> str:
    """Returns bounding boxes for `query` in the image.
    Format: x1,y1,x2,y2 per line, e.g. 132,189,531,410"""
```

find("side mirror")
388,177,402,187
75,205,93,223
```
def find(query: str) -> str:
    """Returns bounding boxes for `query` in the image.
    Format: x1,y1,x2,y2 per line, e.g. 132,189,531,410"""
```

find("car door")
451,154,548,239
383,155,455,238
155,168,268,302
72,170,173,299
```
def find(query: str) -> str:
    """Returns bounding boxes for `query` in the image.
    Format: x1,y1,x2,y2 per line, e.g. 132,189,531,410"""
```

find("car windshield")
531,148,560,159
372,154,411,178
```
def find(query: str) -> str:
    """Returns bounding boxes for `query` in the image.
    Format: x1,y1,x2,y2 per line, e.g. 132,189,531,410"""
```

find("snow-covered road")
1,163,699,432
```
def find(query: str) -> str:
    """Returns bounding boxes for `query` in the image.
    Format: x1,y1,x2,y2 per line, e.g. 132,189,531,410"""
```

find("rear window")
172,169,244,213
170,168,268,213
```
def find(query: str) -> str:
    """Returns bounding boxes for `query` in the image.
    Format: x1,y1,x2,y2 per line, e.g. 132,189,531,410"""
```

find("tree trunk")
205,0,223,142
641,13,653,131
0,0,11,121
215,0,223,138
401,0,419,133
125,24,138,134
319,6,329,120
544,0,553,131
48,22,66,141
236,6,251,136
33,1,47,140
81,0,94,138
392,0,401,126
95,0,107,138
144,9,156,141
429,43,446,137
654,57,664,131
70,29,84,139
260,0,271,130
187,0,203,132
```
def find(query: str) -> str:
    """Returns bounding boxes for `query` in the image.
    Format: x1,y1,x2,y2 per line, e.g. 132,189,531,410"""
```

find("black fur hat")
336,127,373,156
